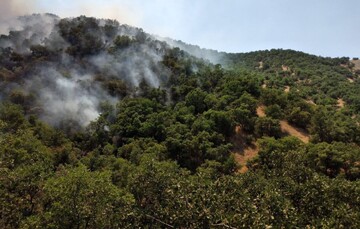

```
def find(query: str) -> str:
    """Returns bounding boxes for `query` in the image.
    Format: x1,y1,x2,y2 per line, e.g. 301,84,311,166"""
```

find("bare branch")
212,222,238,229
145,214,174,228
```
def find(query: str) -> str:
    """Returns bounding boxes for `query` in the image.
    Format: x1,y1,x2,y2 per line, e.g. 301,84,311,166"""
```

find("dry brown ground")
351,59,360,71
256,105,266,117
256,105,310,143
280,121,310,143
282,65,290,71
233,145,258,173
306,100,316,106
341,60,360,80
233,105,311,173
258,61,263,69
284,86,290,93
231,126,259,174
337,98,345,108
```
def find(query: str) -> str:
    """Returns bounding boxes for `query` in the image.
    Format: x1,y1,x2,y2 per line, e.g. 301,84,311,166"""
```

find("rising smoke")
157,36,226,65
0,0,38,34
0,14,172,128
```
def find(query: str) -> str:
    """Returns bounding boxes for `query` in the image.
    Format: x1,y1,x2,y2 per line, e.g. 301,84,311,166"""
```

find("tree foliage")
1,16,360,228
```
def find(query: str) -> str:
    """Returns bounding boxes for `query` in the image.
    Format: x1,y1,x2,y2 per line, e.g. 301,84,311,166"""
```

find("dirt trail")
233,105,311,173
231,126,259,174
257,105,310,143
280,121,309,143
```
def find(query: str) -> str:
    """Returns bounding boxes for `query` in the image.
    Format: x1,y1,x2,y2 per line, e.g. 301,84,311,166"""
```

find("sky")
1,0,359,57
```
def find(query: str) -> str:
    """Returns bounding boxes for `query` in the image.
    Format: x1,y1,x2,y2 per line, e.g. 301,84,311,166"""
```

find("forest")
0,14,360,228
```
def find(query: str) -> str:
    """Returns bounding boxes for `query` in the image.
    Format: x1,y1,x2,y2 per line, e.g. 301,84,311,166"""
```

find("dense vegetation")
0,15,360,228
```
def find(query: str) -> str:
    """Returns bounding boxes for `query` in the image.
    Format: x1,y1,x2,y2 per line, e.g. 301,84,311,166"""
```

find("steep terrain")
1,14,360,228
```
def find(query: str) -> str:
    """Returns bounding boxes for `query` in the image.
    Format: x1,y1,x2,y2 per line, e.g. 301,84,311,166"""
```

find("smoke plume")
0,0,38,34
0,14,174,128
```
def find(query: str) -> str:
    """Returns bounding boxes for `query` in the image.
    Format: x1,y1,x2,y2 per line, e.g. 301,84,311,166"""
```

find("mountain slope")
1,14,360,228
0,14,207,128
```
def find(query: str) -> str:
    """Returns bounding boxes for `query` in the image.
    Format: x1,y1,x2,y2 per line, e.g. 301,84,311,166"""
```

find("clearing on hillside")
280,121,310,143
351,59,360,71
234,106,311,173
234,145,259,173
257,105,310,143
256,105,266,117
231,126,259,173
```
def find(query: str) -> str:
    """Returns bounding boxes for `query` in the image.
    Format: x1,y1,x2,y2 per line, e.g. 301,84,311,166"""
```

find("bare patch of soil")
284,86,290,93
282,65,290,71
258,61,263,69
231,126,259,174
256,105,266,117
257,105,310,143
234,145,259,173
351,59,360,71
280,121,310,143
234,106,311,173
337,98,345,108
306,100,316,106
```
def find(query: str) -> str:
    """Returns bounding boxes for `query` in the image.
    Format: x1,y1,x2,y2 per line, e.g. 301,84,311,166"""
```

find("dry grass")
351,59,360,71
257,105,310,143
282,65,290,71
306,100,316,106
234,145,259,173
233,106,312,173
231,126,259,174
284,86,290,93
337,98,345,108
256,105,266,117
341,60,360,78
280,121,310,143
258,61,263,69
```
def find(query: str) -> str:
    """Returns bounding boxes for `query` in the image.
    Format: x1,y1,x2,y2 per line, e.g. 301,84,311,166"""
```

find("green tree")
185,88,208,114
255,117,282,138
286,107,311,128
37,165,134,229
265,104,283,119
0,125,53,228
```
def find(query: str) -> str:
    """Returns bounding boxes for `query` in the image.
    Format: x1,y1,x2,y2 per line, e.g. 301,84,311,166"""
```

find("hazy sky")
2,0,360,57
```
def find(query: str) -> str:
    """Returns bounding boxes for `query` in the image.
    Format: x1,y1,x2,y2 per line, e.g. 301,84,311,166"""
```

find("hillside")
0,14,360,228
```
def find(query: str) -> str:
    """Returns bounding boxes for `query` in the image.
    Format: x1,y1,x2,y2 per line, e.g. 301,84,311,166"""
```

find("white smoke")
0,13,60,53
89,43,165,87
155,36,226,65
0,14,211,129
21,65,114,127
